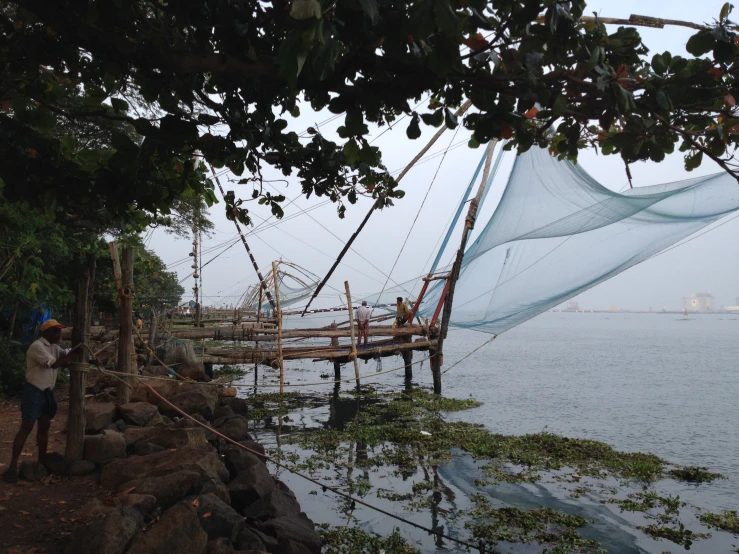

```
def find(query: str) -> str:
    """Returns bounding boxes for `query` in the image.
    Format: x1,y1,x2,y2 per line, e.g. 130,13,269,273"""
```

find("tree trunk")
115,247,135,405
66,255,93,461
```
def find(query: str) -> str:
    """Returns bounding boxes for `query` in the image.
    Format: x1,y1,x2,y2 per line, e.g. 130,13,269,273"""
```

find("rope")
442,335,497,374
90,362,482,552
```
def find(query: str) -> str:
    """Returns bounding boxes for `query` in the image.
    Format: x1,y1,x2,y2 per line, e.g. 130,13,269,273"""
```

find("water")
240,312,739,552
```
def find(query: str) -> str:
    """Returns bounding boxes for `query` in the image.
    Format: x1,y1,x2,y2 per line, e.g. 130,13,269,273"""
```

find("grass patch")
698,510,739,533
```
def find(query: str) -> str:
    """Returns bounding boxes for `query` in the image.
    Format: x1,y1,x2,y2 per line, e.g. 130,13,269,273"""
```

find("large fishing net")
241,261,320,313
416,146,739,335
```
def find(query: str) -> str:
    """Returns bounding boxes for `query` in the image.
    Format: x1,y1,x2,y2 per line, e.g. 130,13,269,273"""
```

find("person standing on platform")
356,300,372,348
396,297,411,327
2,320,82,483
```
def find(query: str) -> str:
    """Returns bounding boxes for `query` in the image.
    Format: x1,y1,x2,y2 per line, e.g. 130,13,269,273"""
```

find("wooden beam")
273,261,284,394
344,281,361,390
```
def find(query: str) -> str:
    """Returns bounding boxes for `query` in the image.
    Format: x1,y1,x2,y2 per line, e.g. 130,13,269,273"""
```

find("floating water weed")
698,510,739,533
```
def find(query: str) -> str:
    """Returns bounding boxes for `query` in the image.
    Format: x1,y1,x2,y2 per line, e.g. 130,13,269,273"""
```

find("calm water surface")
243,312,739,552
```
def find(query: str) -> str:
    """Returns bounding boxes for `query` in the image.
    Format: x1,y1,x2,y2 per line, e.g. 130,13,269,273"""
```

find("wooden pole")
272,262,284,394
255,287,262,385
344,281,361,390
65,254,94,461
301,101,473,316
146,308,157,366
330,322,341,379
115,246,135,404
434,140,498,394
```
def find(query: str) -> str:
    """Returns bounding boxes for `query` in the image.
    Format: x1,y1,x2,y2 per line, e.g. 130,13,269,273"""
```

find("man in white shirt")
355,300,372,348
3,319,81,483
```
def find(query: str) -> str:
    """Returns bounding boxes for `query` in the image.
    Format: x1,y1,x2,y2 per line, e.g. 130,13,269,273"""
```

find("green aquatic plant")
213,364,248,378
698,510,739,533
639,522,710,549
317,525,420,554
667,466,724,483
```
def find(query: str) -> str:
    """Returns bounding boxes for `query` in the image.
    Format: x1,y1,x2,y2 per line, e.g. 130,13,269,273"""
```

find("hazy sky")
149,0,739,314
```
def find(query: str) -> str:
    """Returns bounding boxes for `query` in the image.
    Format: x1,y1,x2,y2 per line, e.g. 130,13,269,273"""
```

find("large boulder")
100,445,226,490
64,507,143,554
158,388,218,420
126,501,208,554
131,378,183,403
212,405,234,420
223,447,263,478
220,396,249,416
85,402,118,433
227,460,276,513
176,363,211,382
133,442,167,456
123,426,207,451
238,441,266,463
68,459,96,476
258,516,321,554
20,461,47,482
201,478,231,505
195,493,245,543
83,430,126,464
140,365,171,378
117,470,204,511
119,402,162,427
213,415,250,442
242,488,302,521
41,452,68,475
235,528,267,551
205,538,234,554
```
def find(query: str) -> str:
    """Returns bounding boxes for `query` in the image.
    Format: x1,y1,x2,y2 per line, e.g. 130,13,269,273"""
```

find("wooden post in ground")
66,254,94,461
146,308,157,366
344,281,361,391
272,262,284,395
330,322,341,379
254,288,262,385
114,246,135,404
434,140,498,394
402,339,413,381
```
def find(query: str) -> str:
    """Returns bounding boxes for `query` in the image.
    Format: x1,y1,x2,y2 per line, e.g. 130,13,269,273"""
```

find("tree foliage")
2,1,739,229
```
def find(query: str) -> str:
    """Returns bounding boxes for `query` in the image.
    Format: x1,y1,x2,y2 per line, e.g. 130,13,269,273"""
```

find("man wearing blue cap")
2,320,82,483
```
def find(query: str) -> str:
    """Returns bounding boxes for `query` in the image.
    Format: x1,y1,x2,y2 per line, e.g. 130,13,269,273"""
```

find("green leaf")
686,30,716,56
421,109,444,127
720,2,733,22
444,107,458,129
651,54,666,75
290,106,300,117
311,38,340,81
343,139,360,164
552,94,567,117
468,136,480,148
290,0,322,20
406,114,421,139
685,149,703,171
110,98,129,113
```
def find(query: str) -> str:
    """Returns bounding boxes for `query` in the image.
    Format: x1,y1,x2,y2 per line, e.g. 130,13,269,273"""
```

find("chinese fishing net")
364,145,739,335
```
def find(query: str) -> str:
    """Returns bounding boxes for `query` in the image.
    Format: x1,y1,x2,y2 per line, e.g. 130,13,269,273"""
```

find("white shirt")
355,305,372,323
26,338,67,391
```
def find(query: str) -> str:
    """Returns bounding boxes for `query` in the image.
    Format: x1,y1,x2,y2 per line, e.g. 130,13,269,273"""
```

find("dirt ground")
0,384,107,554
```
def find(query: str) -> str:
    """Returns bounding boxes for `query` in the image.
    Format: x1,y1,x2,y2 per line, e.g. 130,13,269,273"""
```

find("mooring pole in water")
255,287,262,385
272,262,284,395
330,321,341,379
434,140,498,394
344,281,361,391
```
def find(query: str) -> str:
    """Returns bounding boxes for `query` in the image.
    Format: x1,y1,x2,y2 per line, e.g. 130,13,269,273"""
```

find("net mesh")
414,147,739,335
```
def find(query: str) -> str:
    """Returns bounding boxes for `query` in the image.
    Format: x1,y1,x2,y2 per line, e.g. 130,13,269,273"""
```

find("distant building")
683,292,715,313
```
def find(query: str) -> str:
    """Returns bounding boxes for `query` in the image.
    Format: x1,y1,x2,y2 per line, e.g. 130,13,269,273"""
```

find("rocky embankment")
46,372,320,554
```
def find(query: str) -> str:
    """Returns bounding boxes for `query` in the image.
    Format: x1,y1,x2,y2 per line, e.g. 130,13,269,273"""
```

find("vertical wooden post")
330,322,341,379
66,255,94,461
434,140,498,394
344,281,361,391
272,262,284,395
115,246,135,405
146,309,157,366
402,345,413,381
254,288,262,384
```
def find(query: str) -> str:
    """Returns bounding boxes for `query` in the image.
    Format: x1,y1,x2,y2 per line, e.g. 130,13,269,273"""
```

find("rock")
258,516,320,554
202,478,231,504
177,363,211,382
133,442,167,456
213,415,250,442
124,426,207,450
219,387,237,398
126,501,207,554
227,461,276,512
41,452,68,475
158,388,218,421
68,459,96,476
85,402,118,433
205,538,234,554
242,489,301,520
106,420,127,432
224,447,263,478
249,529,279,552
220,396,249,416
277,540,313,554
113,494,157,516
235,528,266,551
119,403,161,427
195,493,245,542
100,445,226,490
117,470,204,510
64,507,143,554
161,415,173,425
213,405,234,420
131,378,183,403
20,461,47,481
238,441,266,463
141,365,171,377
83,430,126,464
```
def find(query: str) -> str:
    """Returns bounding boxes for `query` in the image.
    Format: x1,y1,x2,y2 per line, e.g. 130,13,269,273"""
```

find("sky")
148,0,739,314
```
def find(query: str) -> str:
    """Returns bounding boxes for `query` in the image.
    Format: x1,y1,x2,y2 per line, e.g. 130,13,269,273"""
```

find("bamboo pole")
273,262,284,394
344,281,361,390
433,140,498,394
